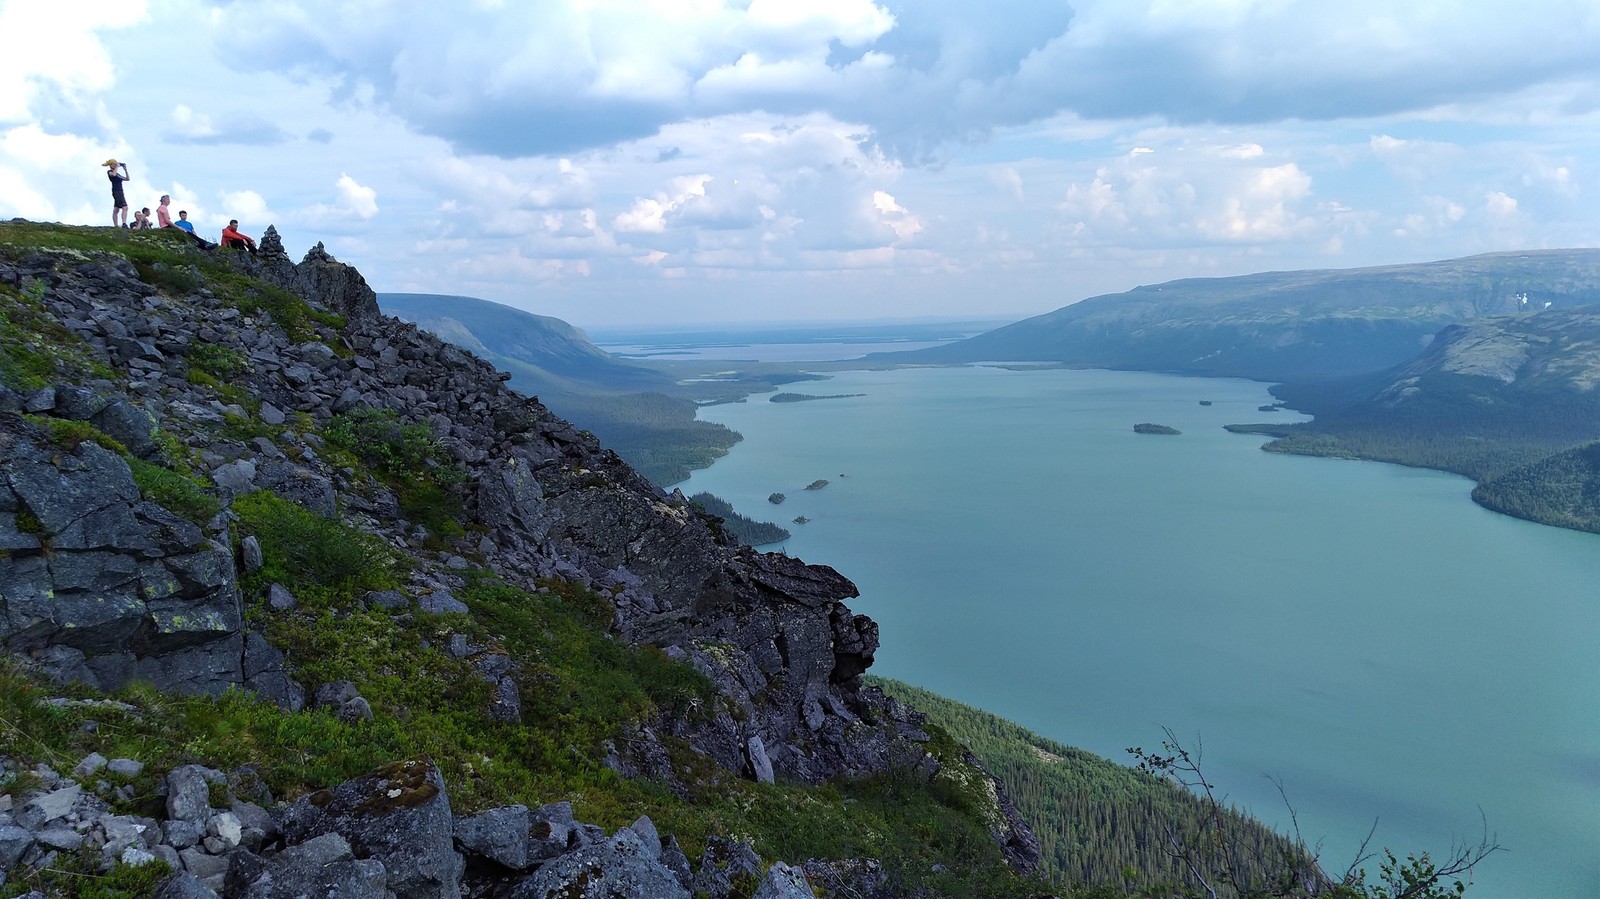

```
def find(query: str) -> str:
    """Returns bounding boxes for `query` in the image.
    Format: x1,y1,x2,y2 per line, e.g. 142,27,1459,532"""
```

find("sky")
3,0,1600,329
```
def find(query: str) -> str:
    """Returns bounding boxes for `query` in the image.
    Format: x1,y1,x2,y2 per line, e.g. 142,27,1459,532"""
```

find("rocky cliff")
0,222,1038,897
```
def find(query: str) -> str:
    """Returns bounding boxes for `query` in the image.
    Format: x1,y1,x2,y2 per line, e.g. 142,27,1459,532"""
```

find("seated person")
220,219,257,255
157,195,174,228
173,211,216,249
132,208,152,230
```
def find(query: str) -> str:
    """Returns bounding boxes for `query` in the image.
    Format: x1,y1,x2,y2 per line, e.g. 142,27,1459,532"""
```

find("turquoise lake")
674,365,1600,898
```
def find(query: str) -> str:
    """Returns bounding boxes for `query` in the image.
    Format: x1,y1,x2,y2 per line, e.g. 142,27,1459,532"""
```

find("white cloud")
302,173,380,225
166,104,289,146
0,0,145,124
871,190,922,242
216,190,273,229
1059,142,1318,245
991,167,1024,201
335,174,378,219
1484,190,1519,223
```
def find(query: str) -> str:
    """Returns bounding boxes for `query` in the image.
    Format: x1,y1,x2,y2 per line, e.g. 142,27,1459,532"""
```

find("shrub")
231,490,399,598
185,343,249,379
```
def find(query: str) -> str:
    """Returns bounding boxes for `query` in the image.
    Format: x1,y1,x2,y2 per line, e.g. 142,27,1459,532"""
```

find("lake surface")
675,365,1600,898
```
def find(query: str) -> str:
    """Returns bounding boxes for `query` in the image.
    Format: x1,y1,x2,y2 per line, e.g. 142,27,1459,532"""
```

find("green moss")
0,853,172,899
24,415,129,455
324,409,468,537
0,278,116,391
13,506,43,535
128,457,219,524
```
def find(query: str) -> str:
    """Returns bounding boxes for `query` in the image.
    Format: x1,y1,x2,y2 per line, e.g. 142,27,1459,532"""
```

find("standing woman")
104,159,131,227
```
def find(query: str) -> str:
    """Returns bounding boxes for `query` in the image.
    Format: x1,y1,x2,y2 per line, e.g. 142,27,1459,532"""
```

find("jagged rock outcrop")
0,231,896,785
0,225,1039,880
0,417,248,696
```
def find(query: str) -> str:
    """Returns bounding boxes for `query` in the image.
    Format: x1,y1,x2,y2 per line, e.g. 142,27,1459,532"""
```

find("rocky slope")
881,249,1600,381
0,223,1039,897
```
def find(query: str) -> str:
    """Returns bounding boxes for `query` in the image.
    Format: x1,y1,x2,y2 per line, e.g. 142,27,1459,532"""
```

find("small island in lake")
1198,400,1213,406
793,515,810,524
1257,404,1281,412
804,479,830,490
1133,423,1181,435
768,492,786,504
770,392,865,403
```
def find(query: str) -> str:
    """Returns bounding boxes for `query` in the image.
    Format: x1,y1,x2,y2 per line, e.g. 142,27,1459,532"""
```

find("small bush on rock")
232,489,399,598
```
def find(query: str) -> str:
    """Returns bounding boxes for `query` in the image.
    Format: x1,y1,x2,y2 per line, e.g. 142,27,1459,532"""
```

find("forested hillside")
871,678,1313,895
1240,307,1600,532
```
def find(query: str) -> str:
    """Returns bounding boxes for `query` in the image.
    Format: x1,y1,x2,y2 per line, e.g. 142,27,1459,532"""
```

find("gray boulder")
746,736,775,785
528,801,576,863
313,680,373,722
279,758,463,899
753,861,813,899
166,766,214,823
508,828,688,899
90,398,161,459
693,836,763,899
153,871,221,899
454,805,530,870
228,833,387,899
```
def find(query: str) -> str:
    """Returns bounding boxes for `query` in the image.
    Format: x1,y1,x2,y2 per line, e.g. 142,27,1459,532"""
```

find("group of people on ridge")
104,159,257,255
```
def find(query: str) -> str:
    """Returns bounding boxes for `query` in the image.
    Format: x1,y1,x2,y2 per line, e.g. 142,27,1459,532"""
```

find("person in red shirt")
221,219,257,256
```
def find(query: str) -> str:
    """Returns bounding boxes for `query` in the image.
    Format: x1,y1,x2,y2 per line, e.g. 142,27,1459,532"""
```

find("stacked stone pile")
0,754,844,899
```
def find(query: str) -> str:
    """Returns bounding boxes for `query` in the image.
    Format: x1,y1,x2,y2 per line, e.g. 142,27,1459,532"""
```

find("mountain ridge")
882,248,1600,381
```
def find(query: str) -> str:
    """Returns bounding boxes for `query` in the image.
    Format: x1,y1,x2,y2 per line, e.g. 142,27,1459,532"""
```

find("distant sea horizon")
590,318,1013,363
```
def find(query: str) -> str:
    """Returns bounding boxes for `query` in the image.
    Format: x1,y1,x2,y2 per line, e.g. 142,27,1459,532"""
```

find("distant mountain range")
882,249,1600,382
874,248,1600,534
379,292,741,487
379,293,672,394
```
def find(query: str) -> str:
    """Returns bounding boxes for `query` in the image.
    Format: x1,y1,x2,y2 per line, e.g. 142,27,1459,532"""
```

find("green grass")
0,221,344,342
127,457,220,524
324,409,468,537
0,278,117,391
184,343,249,379
0,851,172,899
872,677,1314,897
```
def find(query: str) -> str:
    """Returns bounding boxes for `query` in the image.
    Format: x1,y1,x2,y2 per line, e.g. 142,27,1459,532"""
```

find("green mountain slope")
380,292,670,392
379,292,738,486
1228,307,1600,533
884,250,1600,381
872,678,1315,896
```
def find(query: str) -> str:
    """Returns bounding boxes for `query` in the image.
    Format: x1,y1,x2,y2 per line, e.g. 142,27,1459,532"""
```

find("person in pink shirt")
157,195,173,228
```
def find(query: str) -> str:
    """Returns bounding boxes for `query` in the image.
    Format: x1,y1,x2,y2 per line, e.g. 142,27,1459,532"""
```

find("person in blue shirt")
173,211,215,249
